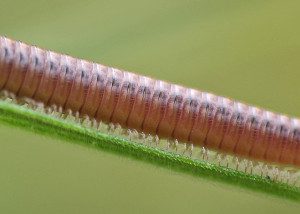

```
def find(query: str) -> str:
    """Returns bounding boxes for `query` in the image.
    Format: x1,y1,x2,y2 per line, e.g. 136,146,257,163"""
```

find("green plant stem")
0,100,299,201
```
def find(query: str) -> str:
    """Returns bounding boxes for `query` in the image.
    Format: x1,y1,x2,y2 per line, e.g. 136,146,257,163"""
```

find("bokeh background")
1,0,300,213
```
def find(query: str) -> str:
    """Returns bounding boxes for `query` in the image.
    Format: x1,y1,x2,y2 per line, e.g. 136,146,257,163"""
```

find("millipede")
0,36,299,169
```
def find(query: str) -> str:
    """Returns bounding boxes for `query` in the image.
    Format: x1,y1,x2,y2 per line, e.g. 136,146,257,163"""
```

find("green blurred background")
1,0,300,213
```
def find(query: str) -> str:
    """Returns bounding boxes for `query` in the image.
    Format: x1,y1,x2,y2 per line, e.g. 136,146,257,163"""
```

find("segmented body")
0,36,299,167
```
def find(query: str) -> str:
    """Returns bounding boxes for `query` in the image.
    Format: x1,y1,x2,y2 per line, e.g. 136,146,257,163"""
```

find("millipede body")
0,36,299,168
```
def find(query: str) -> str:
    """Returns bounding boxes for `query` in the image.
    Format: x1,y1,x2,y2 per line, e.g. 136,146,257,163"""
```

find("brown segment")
65,59,93,112
48,55,77,107
189,93,218,147
221,103,248,153
19,46,46,98
80,64,108,117
248,112,274,160
142,80,170,136
34,51,61,103
126,76,155,132
5,41,30,94
0,36,299,168
0,37,15,89
264,120,287,164
292,122,300,165
173,89,201,142
206,98,234,150
280,122,299,164
110,72,139,127
247,117,264,159
95,68,124,123
294,140,300,166
157,85,186,139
